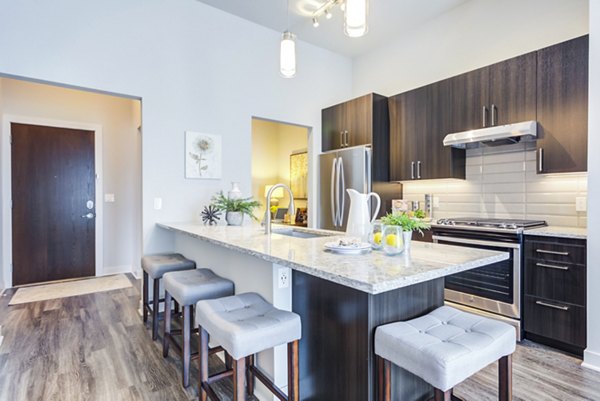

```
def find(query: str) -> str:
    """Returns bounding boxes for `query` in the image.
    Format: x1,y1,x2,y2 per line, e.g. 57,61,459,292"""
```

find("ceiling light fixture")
344,0,368,37
310,0,368,38
280,0,296,78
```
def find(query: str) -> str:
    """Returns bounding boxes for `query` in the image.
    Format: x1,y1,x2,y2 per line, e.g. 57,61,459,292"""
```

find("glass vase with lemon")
368,221,385,250
380,210,431,253
381,225,404,255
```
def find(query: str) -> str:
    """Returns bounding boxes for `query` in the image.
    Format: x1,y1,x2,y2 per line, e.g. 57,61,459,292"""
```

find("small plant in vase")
381,210,430,251
211,191,261,226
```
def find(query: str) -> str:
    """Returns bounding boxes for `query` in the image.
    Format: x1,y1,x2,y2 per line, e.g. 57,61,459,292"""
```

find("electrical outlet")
278,267,290,289
154,198,163,210
576,197,587,212
104,193,115,202
433,196,440,208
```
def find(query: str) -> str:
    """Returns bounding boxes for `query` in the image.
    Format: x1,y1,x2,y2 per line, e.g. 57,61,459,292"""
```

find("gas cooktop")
434,218,547,231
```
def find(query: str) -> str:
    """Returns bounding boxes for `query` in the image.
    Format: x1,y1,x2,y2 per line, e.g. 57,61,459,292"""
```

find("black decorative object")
201,205,221,225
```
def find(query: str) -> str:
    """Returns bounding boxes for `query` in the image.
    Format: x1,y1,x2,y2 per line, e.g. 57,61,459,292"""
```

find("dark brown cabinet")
450,51,537,133
389,79,465,181
536,35,589,174
321,93,387,153
523,235,587,355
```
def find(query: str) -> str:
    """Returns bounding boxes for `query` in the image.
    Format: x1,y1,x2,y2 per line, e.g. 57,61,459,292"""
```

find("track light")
312,17,319,27
325,9,333,19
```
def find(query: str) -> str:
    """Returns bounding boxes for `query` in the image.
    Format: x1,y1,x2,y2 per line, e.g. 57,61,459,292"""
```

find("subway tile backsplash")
402,142,587,227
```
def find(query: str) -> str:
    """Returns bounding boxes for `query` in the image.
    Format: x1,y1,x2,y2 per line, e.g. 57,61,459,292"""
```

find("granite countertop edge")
524,226,587,240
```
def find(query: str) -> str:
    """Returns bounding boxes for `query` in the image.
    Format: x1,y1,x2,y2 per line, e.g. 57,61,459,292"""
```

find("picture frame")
185,131,222,179
290,151,308,199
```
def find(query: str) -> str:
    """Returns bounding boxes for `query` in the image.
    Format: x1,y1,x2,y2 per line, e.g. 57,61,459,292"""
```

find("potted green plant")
380,210,430,250
211,191,261,226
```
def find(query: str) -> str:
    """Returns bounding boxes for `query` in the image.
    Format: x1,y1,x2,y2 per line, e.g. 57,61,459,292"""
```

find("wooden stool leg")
142,271,149,323
225,353,233,371
434,389,452,401
499,355,512,401
152,278,160,341
199,327,209,401
377,355,391,401
182,305,191,388
245,354,254,396
163,291,172,357
288,340,299,401
233,357,247,401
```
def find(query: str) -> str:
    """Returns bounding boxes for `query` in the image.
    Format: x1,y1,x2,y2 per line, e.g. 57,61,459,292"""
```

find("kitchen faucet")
264,183,295,235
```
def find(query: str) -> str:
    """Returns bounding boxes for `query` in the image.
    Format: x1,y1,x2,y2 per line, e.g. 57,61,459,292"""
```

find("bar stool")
196,292,301,401
375,306,516,401
141,253,196,340
162,268,235,388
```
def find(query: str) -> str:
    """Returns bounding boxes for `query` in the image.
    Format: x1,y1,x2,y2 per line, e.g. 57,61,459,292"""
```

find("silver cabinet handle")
482,106,488,127
411,161,415,180
536,262,569,271
417,161,422,179
491,104,497,126
538,148,543,172
345,130,349,147
340,131,344,148
536,300,569,311
536,249,569,256
82,213,95,219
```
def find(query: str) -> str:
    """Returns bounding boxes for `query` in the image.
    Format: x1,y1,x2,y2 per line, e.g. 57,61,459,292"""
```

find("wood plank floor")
0,274,599,401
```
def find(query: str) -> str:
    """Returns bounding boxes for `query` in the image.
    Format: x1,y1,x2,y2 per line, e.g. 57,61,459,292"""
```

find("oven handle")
432,235,521,249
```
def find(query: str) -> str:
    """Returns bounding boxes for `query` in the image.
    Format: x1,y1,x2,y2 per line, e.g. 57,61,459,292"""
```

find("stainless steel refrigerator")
318,146,373,232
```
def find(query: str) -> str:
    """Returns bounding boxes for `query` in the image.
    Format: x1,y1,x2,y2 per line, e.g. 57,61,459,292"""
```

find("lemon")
386,234,398,246
373,232,383,244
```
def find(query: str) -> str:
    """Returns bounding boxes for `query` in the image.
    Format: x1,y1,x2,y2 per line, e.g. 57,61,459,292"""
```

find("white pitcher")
345,189,381,240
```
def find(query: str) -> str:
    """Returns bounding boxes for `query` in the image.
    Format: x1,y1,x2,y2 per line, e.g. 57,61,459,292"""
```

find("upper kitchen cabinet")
389,79,465,181
536,35,588,174
321,93,388,153
450,51,536,132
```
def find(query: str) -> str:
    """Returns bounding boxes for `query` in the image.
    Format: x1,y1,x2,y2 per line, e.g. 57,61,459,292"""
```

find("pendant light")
280,0,296,78
344,0,368,37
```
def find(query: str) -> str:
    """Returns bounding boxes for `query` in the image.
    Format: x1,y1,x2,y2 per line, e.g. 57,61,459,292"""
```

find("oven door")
432,235,521,319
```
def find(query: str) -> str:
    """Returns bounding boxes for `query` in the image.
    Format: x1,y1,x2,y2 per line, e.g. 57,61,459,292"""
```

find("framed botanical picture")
290,151,308,199
185,131,222,179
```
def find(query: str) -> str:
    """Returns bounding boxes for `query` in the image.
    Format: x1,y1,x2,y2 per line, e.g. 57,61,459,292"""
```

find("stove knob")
437,219,447,225
507,224,517,229
499,223,507,229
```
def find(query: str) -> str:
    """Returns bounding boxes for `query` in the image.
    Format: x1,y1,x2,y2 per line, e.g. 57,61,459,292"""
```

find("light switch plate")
576,197,587,212
104,193,115,203
433,196,440,208
154,198,163,210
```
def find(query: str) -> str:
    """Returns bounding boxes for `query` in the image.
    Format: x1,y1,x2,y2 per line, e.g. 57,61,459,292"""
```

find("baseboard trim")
583,349,600,372
100,265,133,276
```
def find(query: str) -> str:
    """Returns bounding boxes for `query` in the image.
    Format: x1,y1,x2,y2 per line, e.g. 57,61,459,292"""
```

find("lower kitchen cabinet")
523,235,587,356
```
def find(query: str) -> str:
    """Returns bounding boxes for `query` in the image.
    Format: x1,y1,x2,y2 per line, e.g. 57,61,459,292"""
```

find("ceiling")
197,0,470,58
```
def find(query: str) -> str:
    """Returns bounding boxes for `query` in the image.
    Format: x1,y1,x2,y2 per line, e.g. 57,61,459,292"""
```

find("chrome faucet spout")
265,183,295,235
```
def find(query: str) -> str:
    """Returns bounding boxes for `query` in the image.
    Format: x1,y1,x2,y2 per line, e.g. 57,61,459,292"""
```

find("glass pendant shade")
280,31,296,78
344,0,368,37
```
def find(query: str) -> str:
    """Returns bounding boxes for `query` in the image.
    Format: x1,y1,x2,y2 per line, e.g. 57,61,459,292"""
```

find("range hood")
443,121,537,148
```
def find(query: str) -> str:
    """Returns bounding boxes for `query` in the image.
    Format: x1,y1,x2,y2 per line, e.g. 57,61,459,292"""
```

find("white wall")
0,78,141,285
353,0,589,96
0,79,3,289
0,0,353,270
584,0,600,371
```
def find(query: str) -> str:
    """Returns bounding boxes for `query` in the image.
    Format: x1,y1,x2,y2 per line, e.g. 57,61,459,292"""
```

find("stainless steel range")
432,218,547,335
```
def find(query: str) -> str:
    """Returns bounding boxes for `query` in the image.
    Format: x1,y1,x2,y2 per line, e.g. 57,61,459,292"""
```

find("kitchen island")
158,222,508,401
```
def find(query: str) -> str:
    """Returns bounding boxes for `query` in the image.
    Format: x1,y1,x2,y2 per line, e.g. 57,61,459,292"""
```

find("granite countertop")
158,222,508,295
525,226,587,240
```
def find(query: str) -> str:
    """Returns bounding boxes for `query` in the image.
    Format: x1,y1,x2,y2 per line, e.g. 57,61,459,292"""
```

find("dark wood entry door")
11,123,96,286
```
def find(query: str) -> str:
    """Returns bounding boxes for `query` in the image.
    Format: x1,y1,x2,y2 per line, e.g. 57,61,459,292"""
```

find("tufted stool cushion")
142,253,196,279
196,292,302,360
163,268,234,306
375,306,516,392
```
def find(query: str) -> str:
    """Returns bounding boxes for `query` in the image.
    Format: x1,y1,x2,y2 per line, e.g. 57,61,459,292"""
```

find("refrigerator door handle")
364,148,371,193
338,156,346,227
331,157,338,227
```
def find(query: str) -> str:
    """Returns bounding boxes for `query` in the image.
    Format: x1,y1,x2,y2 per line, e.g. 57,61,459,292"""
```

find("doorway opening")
251,118,310,226
0,76,142,288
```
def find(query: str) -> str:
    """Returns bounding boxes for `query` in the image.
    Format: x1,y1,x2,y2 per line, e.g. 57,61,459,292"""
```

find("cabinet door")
450,66,489,132
537,35,588,174
489,52,537,125
389,88,426,181
322,103,345,152
345,94,372,147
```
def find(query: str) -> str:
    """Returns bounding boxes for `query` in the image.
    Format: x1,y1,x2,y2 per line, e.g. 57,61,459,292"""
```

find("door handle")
338,157,346,226
491,104,497,126
417,161,422,179
536,249,569,256
340,131,344,148
331,158,337,226
535,300,569,311
82,213,95,219
482,106,488,127
344,130,349,147
538,148,543,172
411,161,415,180
536,262,569,271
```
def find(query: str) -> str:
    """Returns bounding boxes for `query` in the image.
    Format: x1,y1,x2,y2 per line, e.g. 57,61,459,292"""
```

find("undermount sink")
271,228,330,239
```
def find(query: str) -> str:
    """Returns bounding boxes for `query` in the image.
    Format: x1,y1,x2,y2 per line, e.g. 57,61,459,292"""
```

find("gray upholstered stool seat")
375,306,516,401
141,253,196,341
162,268,234,388
196,292,301,401
142,253,196,279
163,268,234,306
